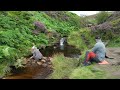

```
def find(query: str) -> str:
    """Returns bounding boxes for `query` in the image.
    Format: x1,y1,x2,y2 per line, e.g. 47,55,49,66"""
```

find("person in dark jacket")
83,36,109,66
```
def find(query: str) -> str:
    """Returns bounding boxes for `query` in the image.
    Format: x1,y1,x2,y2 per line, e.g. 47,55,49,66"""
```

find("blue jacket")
32,49,43,60
92,40,106,61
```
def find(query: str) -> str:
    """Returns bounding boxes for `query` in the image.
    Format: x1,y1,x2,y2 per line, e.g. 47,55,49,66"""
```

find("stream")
3,38,81,79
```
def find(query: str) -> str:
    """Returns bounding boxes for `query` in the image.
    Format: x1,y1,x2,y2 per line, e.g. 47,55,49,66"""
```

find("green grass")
108,37,120,47
66,28,107,79
48,53,106,79
68,28,95,51
0,62,11,76
68,30,87,50
48,53,79,79
110,18,120,26
70,65,106,79
0,63,6,76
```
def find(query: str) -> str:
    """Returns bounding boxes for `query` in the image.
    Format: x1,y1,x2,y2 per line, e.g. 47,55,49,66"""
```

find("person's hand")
30,56,33,59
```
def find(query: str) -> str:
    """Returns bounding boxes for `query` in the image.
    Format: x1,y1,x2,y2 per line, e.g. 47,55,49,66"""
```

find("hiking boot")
83,61,91,66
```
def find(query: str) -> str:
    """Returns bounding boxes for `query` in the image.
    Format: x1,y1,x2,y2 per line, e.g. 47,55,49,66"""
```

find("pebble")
42,63,47,67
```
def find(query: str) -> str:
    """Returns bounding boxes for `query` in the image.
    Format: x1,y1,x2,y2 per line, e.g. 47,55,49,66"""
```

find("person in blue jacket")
83,36,109,66
30,45,43,61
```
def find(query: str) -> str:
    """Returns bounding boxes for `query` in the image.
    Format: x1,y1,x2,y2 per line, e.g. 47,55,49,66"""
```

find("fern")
2,65,11,75
2,47,10,56
14,57,25,68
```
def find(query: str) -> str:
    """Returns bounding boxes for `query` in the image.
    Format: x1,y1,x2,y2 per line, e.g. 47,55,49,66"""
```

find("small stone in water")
37,62,42,65
48,65,53,68
42,63,47,67
41,60,46,63
48,62,52,65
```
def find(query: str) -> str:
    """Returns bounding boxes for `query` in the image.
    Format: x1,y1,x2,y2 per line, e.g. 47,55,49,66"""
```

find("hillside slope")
0,11,82,75
90,11,120,47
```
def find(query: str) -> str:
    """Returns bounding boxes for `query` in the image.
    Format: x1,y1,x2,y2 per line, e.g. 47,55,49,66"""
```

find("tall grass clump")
70,65,106,79
49,53,79,79
68,28,95,51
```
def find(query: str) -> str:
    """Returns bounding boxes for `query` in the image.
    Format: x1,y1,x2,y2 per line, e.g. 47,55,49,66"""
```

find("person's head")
31,46,37,52
95,36,101,42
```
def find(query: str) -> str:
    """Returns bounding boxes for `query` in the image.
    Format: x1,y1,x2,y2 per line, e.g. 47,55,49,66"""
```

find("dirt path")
94,47,120,79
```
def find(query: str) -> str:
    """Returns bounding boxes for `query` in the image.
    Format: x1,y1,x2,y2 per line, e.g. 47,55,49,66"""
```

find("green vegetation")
108,37,120,47
96,11,110,24
0,11,82,76
68,28,95,51
0,11,120,79
92,11,120,47
49,54,79,79
49,11,120,79
110,18,120,26
49,53,106,79
70,65,105,79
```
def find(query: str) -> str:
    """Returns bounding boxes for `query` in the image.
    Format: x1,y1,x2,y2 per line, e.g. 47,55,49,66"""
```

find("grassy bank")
48,54,79,79
49,28,106,79
70,65,106,79
48,53,106,79
49,11,120,79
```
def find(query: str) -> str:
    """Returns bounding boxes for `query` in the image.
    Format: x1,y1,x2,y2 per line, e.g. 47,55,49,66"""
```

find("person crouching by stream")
30,45,44,64
83,36,109,66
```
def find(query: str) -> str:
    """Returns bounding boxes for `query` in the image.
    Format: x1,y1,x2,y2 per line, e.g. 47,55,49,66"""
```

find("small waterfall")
60,38,65,46
60,38,65,50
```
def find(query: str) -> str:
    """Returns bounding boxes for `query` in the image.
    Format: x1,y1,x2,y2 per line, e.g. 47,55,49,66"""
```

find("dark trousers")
90,57,100,63
83,51,100,66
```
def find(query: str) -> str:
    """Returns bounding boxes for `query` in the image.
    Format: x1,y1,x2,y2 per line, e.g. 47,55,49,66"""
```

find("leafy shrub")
2,65,11,76
96,11,110,24
0,46,18,64
68,28,95,51
33,21,47,33
14,57,25,68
